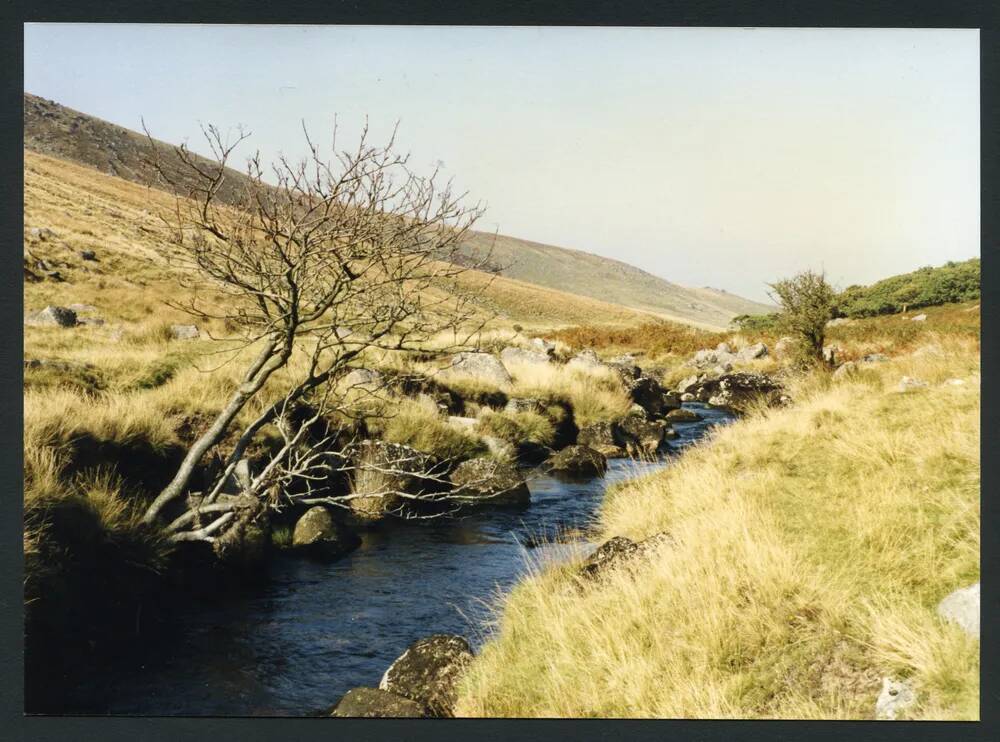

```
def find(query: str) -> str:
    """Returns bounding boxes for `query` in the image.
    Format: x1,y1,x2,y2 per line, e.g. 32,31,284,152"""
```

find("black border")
2,2,997,741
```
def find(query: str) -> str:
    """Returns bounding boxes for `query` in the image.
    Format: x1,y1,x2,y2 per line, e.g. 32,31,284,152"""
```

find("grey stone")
24,305,77,328
937,582,979,638
546,444,607,478
330,687,428,718
449,457,530,506
736,342,768,361
170,323,200,340
899,376,929,392
80,249,98,261
578,421,627,458
832,361,858,381
861,353,889,364
447,352,512,387
579,536,638,579
344,367,384,389
379,634,474,717
911,313,927,322
875,677,916,720
505,397,544,414
500,346,551,368
663,408,703,423
529,337,556,354
566,350,604,371
291,506,362,560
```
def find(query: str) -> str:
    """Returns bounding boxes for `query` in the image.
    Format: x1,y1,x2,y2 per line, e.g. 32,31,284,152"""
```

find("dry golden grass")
456,335,979,719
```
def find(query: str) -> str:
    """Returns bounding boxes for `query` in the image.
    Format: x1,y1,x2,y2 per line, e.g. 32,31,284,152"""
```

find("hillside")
835,258,980,318
24,92,772,330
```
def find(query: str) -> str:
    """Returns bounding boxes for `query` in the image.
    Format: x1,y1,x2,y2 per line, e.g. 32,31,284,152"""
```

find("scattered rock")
500,346,551,368
330,687,428,718
676,374,702,394
937,582,979,638
898,376,929,392
826,317,852,327
170,323,200,340
875,677,916,720
579,536,638,579
911,313,927,322
680,392,695,402
716,342,733,354
24,305,77,328
546,444,607,478
449,457,530,506
447,352,512,387
29,227,56,241
688,373,787,413
291,506,362,560
624,375,680,417
663,408,703,423
774,336,796,360
822,345,841,365
80,249,98,261
379,634,474,717
942,378,967,387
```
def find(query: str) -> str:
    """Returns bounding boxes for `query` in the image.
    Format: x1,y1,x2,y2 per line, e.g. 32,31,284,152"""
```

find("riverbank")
455,334,980,719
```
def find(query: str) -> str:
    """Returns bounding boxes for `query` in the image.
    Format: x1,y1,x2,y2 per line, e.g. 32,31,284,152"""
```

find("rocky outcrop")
624,375,681,417
329,687,428,718
546,444,607,478
500,346,551,368
579,536,638,579
937,582,979,638
688,342,767,370
446,352,512,387
291,506,362,560
529,337,556,354
24,305,77,328
685,373,787,414
378,634,474,717
449,457,530,506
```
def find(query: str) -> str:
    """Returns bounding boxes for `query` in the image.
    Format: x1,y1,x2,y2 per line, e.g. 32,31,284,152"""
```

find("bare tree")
140,120,499,538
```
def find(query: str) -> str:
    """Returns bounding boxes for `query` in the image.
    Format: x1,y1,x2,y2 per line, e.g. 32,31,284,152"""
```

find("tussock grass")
456,341,979,719
373,396,488,463
503,361,632,427
475,409,556,448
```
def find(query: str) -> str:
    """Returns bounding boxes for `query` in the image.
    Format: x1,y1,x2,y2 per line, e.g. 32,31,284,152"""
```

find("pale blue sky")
24,25,979,302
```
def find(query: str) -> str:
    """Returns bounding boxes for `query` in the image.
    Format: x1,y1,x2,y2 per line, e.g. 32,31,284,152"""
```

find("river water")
70,403,732,716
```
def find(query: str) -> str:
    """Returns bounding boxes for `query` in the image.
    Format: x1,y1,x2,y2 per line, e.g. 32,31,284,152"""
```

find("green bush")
834,258,979,318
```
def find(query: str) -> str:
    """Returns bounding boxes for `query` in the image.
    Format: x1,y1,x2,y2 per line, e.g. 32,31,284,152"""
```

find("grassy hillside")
25,92,771,330
456,316,980,719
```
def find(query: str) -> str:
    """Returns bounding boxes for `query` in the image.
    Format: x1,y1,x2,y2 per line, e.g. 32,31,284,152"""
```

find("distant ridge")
23,92,774,329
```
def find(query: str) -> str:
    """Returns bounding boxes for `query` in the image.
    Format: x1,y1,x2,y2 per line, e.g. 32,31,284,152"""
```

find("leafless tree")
139,120,501,538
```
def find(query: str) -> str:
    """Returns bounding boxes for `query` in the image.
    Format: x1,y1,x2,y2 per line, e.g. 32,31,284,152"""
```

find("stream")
65,403,733,716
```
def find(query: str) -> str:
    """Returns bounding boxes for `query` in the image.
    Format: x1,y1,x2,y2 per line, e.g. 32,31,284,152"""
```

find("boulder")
447,352,512,387
680,392,695,402
942,378,967,387
578,421,627,458
24,305,77,328
663,408,703,423
826,317,851,327
773,336,796,360
832,361,858,381
566,350,604,371
170,323,200,340
330,687,428,718
80,249,98,261
736,342,768,361
624,376,680,417
688,372,787,414
617,414,666,457
212,499,271,567
500,346,551,368
898,376,929,392
546,445,607,478
875,677,916,720
449,457,530,506
344,367,384,389
67,303,98,313
936,582,979,638
822,345,841,365
379,634,474,717
911,313,927,322
716,342,733,354
505,397,544,414
529,337,556,354
29,227,56,241
347,441,438,522
291,506,362,560
676,374,702,394
579,536,638,579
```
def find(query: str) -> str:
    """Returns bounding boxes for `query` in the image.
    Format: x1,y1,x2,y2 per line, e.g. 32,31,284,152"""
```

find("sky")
24,25,979,303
